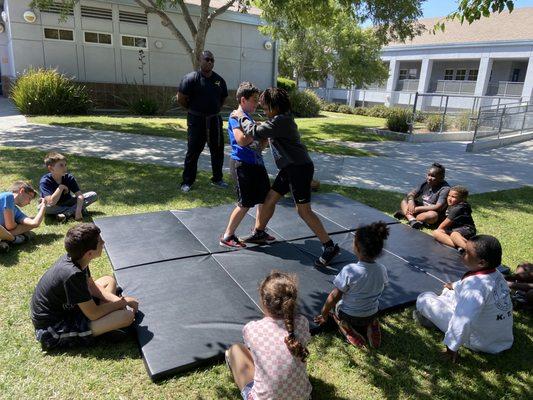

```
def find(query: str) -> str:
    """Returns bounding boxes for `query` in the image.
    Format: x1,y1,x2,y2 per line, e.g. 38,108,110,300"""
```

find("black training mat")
383,224,467,284
213,242,337,330
247,196,345,241
289,233,444,312
311,192,398,227
171,204,258,253
114,255,262,381
96,193,467,379
95,211,207,270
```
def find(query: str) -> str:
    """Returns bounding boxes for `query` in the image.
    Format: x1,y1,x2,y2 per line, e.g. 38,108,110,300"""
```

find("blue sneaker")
211,180,228,189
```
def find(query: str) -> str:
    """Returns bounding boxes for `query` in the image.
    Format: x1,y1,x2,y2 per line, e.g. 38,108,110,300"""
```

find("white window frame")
83,31,113,46
444,69,454,81
120,34,148,50
43,27,75,42
455,69,467,81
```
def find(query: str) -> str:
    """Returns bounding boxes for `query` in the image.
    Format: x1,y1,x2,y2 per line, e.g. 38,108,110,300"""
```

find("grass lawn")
1,146,531,400
29,112,387,157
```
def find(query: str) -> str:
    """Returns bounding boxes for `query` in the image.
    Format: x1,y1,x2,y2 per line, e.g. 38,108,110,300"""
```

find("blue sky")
422,0,533,18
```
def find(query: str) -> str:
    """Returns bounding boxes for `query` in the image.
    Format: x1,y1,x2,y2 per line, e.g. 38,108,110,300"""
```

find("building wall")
2,0,275,90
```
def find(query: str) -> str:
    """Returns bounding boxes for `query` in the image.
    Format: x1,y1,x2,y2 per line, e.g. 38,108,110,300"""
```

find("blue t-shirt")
39,173,80,205
334,260,389,317
0,192,27,228
228,113,264,166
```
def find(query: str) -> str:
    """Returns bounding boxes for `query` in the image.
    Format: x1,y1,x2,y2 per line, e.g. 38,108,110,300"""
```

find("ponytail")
260,271,309,362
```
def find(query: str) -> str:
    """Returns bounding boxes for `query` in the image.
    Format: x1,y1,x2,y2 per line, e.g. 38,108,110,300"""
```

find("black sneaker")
240,230,276,244
393,210,404,220
99,328,130,343
315,243,340,267
412,310,438,329
0,241,10,254
219,235,246,248
409,220,423,230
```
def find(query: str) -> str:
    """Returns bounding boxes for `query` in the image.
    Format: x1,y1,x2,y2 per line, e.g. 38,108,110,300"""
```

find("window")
44,28,74,41
84,31,112,45
444,69,454,80
511,68,520,82
121,35,147,48
399,68,417,80
467,69,478,81
455,69,466,80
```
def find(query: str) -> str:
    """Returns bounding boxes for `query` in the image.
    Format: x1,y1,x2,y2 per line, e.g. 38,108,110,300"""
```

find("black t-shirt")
178,70,228,115
446,202,476,229
30,254,92,329
414,180,450,207
239,113,313,169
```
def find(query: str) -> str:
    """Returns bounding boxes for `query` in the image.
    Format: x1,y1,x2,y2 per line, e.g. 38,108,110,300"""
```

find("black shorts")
230,159,270,208
34,312,93,351
445,225,476,239
271,163,314,205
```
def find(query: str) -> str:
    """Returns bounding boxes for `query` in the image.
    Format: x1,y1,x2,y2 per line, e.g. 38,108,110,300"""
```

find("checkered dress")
243,315,312,400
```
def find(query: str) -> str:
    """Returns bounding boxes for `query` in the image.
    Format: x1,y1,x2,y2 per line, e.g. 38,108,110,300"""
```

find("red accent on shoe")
219,236,246,248
366,319,381,349
332,313,366,348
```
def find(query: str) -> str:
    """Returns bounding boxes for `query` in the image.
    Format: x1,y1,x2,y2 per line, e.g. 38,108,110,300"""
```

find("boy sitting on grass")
394,162,450,229
39,152,98,222
220,81,273,248
433,185,476,253
0,181,46,252
415,235,513,361
30,223,138,350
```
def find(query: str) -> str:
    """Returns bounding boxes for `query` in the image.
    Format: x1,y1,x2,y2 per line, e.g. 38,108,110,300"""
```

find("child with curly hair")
315,221,390,348
225,271,312,400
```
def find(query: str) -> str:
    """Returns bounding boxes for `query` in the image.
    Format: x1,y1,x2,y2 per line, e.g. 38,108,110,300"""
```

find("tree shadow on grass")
0,147,235,210
1,232,63,267
340,310,533,400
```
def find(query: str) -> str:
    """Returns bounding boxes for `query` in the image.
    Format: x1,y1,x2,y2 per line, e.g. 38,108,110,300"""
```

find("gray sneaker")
180,184,191,193
211,180,228,189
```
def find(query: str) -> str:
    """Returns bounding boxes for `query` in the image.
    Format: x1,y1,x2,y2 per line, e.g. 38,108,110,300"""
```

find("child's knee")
120,310,135,327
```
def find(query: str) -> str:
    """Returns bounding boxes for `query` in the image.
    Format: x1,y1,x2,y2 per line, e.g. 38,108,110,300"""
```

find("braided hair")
259,270,309,362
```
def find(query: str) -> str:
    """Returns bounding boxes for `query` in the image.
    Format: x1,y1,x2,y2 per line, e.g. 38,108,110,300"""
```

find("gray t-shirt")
334,261,389,317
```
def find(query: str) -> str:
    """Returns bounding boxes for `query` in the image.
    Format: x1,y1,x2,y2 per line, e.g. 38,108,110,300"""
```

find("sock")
255,229,264,234
407,217,416,222
323,239,334,248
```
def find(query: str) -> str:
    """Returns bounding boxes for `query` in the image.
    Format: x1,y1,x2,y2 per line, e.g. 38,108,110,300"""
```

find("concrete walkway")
0,97,27,129
1,99,531,194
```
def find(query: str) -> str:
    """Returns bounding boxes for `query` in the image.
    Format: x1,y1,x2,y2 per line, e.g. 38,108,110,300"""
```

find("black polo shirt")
179,70,228,115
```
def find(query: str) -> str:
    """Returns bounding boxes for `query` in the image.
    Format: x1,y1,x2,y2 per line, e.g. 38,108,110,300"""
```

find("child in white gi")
415,235,513,361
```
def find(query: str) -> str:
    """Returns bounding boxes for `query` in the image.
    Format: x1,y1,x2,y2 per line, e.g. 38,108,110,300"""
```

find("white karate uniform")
416,270,513,354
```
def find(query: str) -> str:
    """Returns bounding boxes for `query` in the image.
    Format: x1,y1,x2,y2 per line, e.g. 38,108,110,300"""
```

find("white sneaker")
180,184,191,193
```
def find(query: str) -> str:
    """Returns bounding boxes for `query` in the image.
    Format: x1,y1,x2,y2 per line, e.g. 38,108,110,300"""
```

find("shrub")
320,101,340,112
277,77,297,93
454,112,474,131
11,68,91,115
129,97,159,115
414,112,427,123
367,105,392,118
426,114,447,132
290,89,321,117
352,107,369,116
386,108,412,133
337,104,353,114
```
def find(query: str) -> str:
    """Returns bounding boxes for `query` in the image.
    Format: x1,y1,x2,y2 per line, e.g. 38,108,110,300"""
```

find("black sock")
323,239,334,248
255,229,264,234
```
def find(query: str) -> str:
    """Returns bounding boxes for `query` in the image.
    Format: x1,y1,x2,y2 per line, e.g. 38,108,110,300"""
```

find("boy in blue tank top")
219,82,273,248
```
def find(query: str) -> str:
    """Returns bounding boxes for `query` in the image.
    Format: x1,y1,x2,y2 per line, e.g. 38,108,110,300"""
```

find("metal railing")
395,79,419,92
432,80,476,94
486,81,524,97
472,101,533,142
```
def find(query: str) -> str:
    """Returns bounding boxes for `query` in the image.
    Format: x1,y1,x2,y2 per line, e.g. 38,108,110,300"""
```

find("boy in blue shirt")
220,82,273,248
0,181,46,251
39,152,98,222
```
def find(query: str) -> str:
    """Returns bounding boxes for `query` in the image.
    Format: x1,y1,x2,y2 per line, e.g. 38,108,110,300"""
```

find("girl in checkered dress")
225,271,312,400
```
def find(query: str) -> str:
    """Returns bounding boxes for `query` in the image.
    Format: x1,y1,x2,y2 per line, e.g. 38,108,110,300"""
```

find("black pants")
181,113,224,186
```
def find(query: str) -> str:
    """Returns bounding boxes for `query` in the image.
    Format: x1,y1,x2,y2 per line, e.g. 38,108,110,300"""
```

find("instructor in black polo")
177,50,228,192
